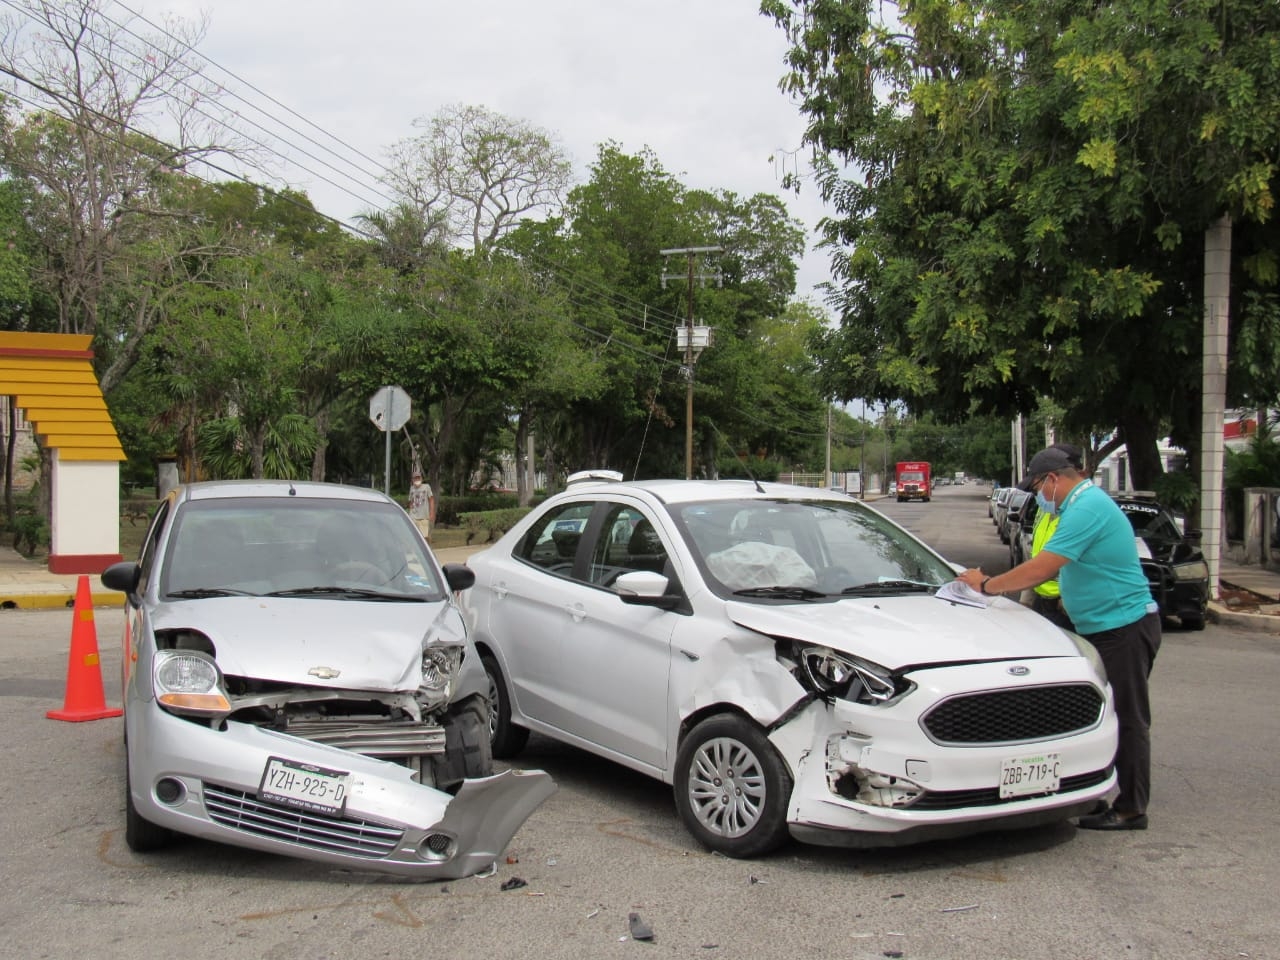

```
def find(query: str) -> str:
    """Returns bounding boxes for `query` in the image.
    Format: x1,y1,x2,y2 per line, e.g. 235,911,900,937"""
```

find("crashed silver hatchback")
100,480,553,879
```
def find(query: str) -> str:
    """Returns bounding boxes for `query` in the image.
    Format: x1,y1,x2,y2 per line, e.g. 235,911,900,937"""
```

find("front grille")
203,783,404,858
921,683,1105,745
283,718,447,757
911,766,1113,810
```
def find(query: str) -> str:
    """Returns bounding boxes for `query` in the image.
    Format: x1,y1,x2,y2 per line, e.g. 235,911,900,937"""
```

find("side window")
516,502,594,575
136,500,170,592
588,505,668,586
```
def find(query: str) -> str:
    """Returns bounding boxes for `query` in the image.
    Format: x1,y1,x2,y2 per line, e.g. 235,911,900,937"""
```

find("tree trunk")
514,410,531,506
1118,413,1163,490
311,408,330,482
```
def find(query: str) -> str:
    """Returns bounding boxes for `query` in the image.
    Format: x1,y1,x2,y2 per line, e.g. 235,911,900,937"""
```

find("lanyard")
1059,478,1093,516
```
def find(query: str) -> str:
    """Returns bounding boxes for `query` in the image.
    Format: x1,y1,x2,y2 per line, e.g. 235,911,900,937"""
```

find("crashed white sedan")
101,480,553,879
463,478,1117,857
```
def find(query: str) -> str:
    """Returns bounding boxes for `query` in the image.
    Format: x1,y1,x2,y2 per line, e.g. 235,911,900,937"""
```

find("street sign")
369,385,411,432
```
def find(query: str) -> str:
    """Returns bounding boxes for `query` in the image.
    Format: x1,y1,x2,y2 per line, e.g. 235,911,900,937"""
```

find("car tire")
480,652,530,759
674,714,792,858
124,754,171,853
1182,615,1206,631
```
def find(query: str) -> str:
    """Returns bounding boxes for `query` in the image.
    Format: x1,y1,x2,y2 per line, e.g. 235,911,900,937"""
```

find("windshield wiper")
166,587,256,598
841,579,937,595
732,586,828,600
262,586,425,602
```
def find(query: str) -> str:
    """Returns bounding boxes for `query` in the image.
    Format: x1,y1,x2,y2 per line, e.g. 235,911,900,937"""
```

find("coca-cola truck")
895,461,932,502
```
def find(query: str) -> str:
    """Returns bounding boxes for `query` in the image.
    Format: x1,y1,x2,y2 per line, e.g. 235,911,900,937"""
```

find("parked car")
1112,493,1210,630
100,480,554,879
991,485,1018,532
988,484,1004,518
999,489,1033,545
1011,496,1038,569
462,478,1117,857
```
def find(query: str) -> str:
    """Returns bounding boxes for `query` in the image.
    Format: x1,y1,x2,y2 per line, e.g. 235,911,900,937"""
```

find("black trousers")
1082,611,1162,816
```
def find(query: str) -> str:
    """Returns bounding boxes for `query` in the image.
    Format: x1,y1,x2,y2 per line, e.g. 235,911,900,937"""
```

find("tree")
0,0,249,390
383,103,572,255
764,0,1280,489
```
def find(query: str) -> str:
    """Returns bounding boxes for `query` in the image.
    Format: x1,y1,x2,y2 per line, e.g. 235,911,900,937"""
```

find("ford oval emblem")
1007,665,1030,677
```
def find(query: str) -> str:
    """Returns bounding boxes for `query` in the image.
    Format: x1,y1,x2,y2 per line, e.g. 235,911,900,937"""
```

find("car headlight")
420,645,462,699
1173,560,1209,581
789,644,913,705
153,650,231,715
1065,631,1108,687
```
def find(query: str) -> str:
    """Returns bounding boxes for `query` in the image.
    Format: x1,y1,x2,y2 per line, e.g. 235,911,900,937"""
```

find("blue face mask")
1036,477,1059,515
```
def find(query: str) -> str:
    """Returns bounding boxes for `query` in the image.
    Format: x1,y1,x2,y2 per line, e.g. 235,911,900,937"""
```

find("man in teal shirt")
958,445,1161,830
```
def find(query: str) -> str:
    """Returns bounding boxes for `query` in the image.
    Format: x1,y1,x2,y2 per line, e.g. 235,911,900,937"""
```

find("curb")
1206,602,1280,635
0,589,124,611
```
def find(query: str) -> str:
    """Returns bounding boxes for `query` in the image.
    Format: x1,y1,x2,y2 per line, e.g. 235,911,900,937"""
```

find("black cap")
1023,444,1078,484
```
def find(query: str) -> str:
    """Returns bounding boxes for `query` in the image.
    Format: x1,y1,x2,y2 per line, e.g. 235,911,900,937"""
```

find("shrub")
457,507,532,544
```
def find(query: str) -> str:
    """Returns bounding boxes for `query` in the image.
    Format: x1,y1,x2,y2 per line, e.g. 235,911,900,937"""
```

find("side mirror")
101,560,141,594
615,570,681,609
441,563,476,592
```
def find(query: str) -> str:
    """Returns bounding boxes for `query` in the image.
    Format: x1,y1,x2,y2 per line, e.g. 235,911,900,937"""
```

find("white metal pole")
1200,215,1232,600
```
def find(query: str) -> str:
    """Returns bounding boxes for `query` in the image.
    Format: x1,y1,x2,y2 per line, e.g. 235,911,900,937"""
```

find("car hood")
150,597,464,690
723,595,1078,670
1135,536,1202,565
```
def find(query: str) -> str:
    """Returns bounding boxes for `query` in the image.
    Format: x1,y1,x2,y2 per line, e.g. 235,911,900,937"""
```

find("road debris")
499,877,527,891
628,911,656,942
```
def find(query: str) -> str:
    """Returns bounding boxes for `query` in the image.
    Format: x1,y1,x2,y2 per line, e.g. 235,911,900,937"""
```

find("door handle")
565,602,586,623
494,581,508,600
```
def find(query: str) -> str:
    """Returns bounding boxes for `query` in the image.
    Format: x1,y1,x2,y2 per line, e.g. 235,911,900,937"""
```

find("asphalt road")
2,483,1277,960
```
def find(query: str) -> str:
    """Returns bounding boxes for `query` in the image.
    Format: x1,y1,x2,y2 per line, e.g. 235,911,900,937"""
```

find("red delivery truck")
895,461,931,502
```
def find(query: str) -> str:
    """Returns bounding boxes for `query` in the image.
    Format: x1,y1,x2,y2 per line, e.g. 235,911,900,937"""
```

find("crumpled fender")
432,769,557,879
672,628,808,730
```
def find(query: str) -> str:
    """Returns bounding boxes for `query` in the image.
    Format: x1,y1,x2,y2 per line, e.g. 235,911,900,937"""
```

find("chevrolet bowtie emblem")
308,666,341,679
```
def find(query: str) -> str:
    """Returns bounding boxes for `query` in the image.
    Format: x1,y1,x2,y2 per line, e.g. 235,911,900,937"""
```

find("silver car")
101,480,553,879
463,478,1117,858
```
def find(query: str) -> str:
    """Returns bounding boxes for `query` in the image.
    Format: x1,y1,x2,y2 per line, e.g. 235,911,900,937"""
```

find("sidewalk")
3,543,1279,633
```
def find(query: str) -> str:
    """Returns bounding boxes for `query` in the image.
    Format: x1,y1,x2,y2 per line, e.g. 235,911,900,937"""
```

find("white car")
462,478,1117,857
101,480,554,879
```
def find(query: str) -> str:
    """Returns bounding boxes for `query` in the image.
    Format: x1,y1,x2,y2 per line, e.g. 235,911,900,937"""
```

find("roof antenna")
711,421,764,493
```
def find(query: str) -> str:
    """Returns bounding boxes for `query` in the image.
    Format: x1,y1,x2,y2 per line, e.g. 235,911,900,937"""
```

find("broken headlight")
791,644,913,705
153,650,231,716
420,645,462,702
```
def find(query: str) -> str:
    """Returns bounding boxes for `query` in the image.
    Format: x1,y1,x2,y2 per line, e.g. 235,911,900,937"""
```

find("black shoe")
1078,809,1147,831
1085,800,1111,816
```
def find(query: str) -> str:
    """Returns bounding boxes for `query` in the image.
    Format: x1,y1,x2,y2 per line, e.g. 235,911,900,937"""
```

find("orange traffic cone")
47,575,123,722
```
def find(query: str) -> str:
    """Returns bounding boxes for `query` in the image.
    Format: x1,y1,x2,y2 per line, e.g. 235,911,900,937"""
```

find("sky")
124,0,836,302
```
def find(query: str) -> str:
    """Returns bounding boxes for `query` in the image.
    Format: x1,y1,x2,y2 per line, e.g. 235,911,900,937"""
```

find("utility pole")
660,246,721,479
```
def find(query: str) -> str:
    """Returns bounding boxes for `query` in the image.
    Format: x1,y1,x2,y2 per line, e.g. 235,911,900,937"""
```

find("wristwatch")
980,577,993,595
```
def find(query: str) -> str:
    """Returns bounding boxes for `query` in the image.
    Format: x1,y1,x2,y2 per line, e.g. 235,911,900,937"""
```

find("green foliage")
456,507,533,544
431,492,522,527
1151,470,1200,518
196,414,318,480
3,489,48,556
1225,426,1280,492
765,0,1280,479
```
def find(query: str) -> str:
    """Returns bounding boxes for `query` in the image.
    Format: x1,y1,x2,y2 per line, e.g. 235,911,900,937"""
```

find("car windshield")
670,497,955,599
1119,502,1183,541
160,497,444,600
